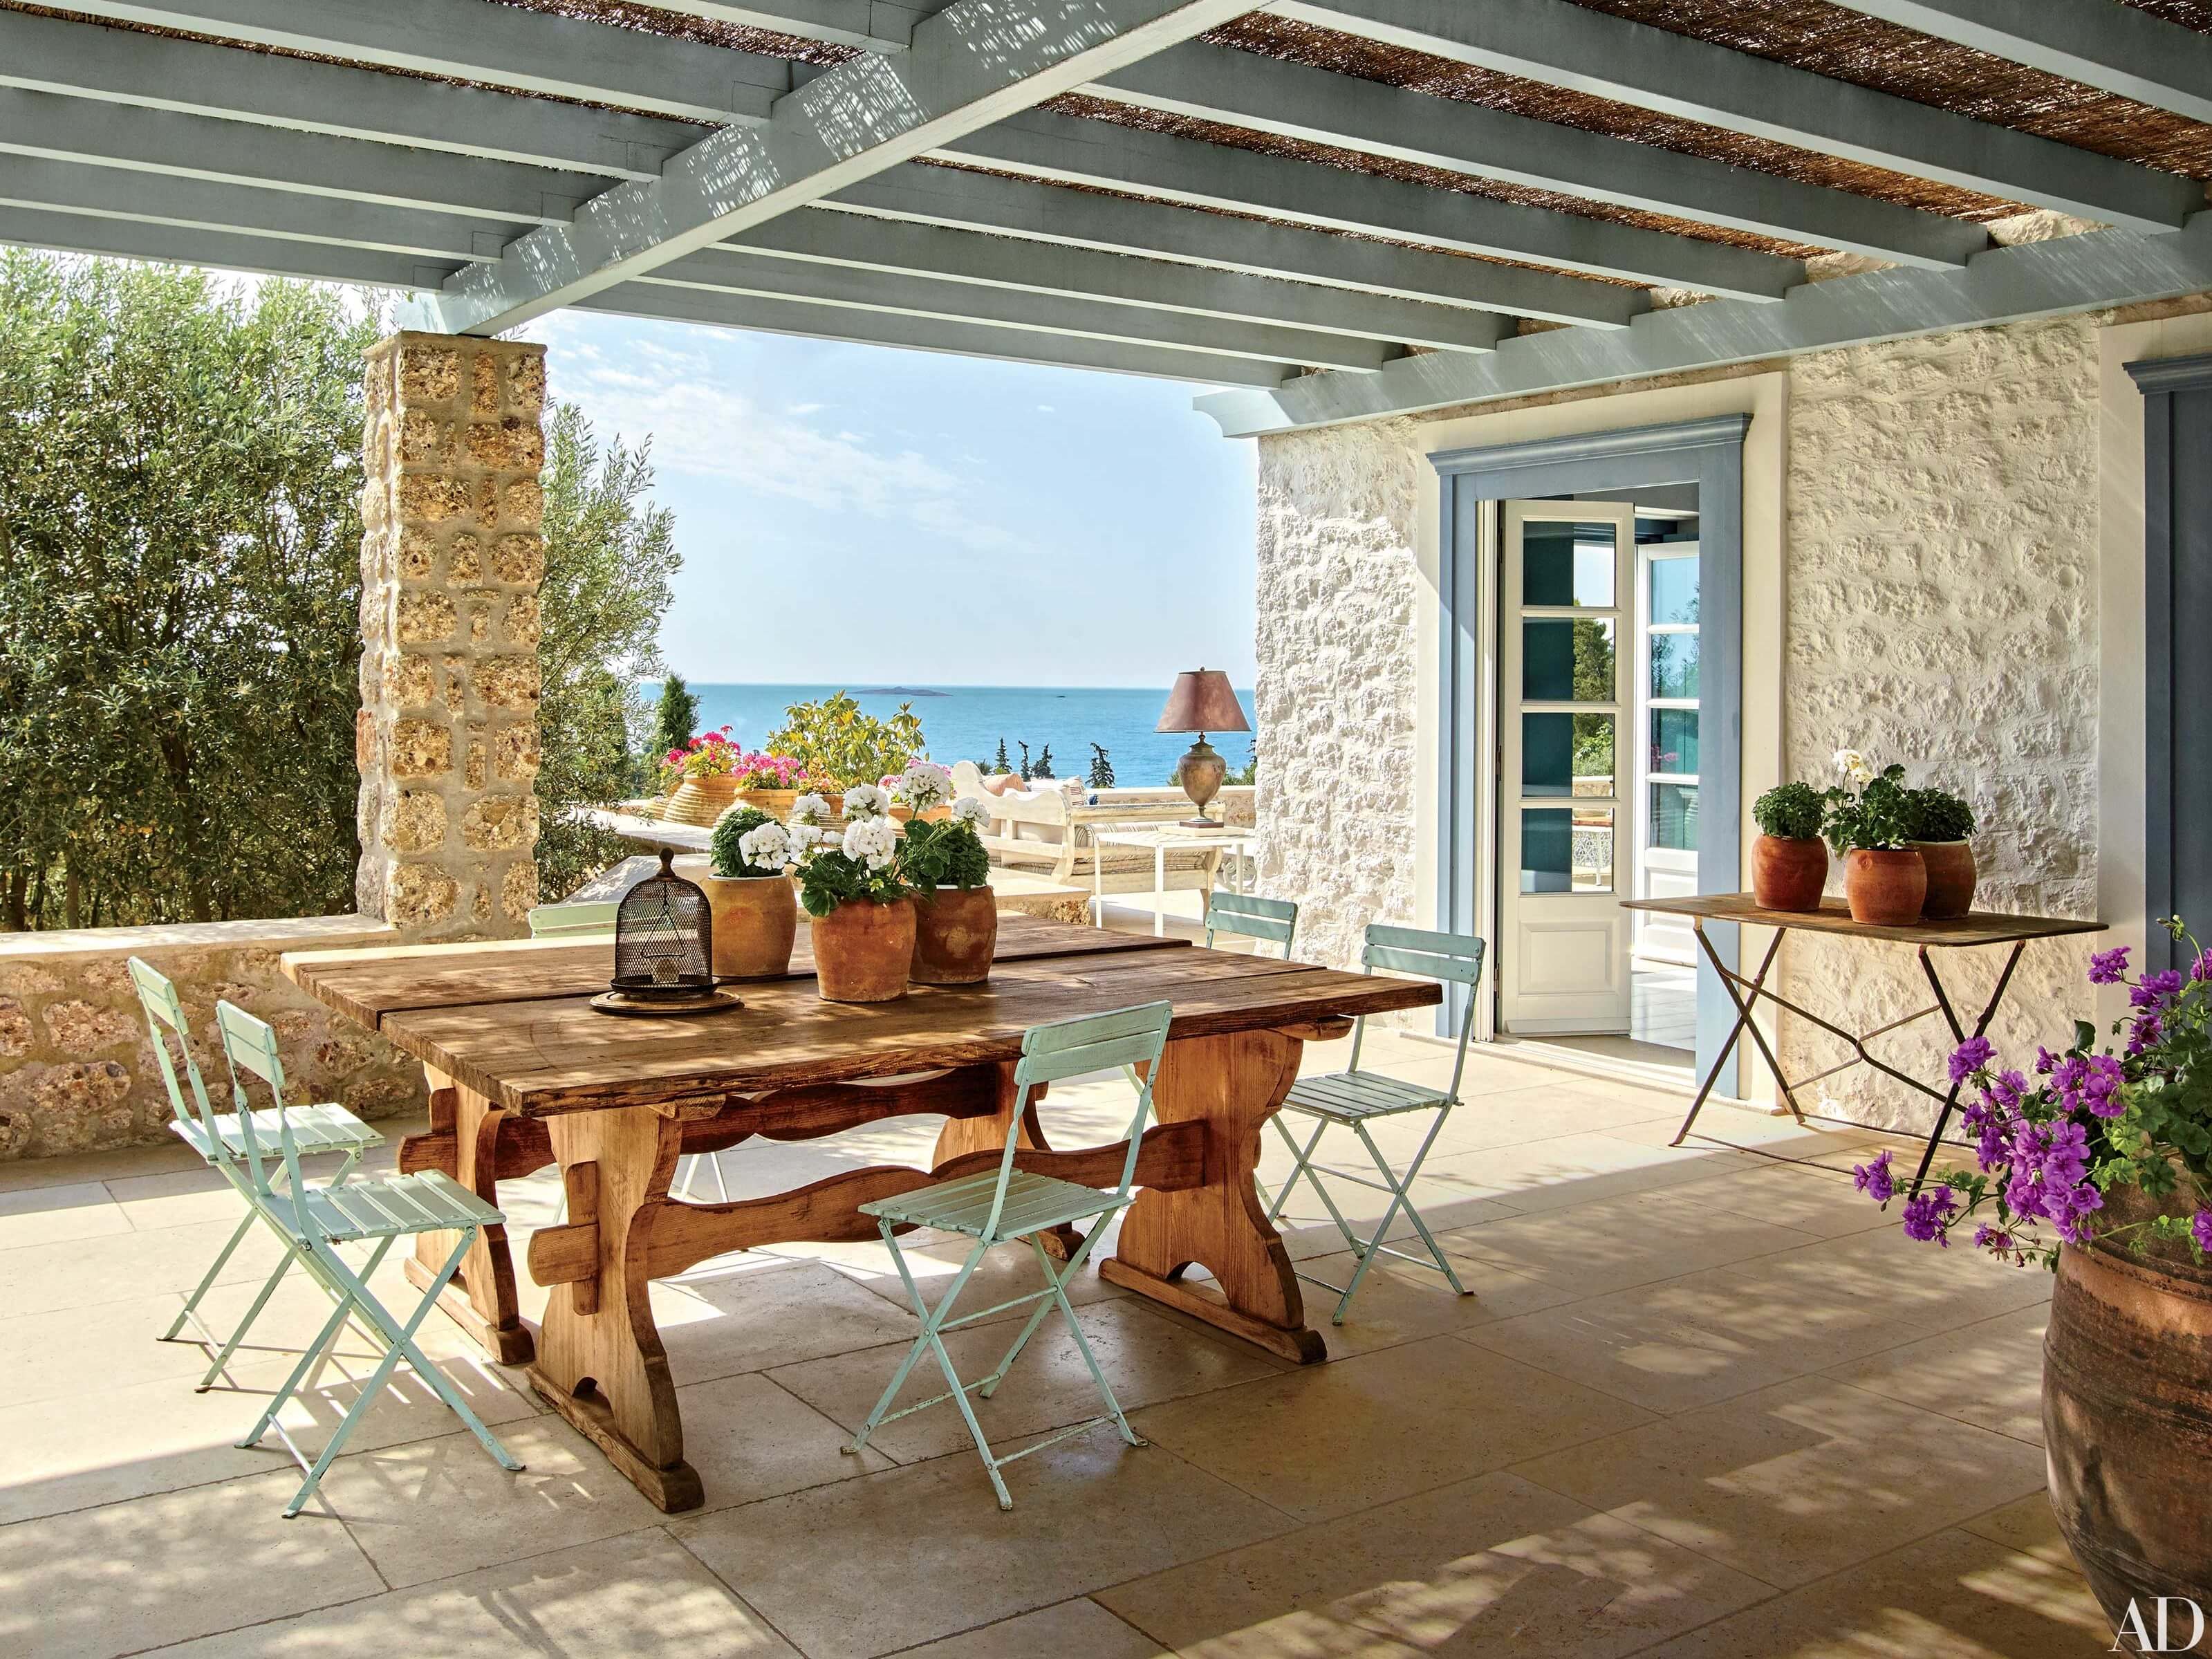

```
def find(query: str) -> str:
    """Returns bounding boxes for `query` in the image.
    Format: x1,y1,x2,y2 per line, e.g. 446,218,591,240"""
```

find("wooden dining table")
282,914,1438,1512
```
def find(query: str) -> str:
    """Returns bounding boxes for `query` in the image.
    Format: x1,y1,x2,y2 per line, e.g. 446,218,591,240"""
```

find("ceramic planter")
734,788,840,823
1911,839,1977,920
1843,847,1926,925
662,773,740,828
701,873,798,979
1751,835,1828,912
811,896,915,1003
2045,1189,2212,1630
911,886,998,985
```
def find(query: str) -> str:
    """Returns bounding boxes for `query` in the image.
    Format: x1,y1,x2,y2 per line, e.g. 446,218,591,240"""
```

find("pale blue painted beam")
645,0,926,53
0,204,449,289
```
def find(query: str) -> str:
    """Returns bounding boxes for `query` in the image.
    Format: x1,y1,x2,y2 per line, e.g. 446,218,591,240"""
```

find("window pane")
1649,632,1700,700
1649,708,1700,776
1522,618,1616,702
1523,714,1615,796
1650,783,1700,851
1521,808,1615,894
1649,557,1699,625
1524,521,1617,607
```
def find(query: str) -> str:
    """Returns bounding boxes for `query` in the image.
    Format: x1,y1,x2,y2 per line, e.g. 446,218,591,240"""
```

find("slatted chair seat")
279,1169,502,1245
171,1102,382,1162
1283,1072,1451,1122
863,1170,1131,1239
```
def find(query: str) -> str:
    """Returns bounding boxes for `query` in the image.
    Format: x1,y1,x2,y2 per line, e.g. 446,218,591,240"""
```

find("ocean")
658,683,1255,788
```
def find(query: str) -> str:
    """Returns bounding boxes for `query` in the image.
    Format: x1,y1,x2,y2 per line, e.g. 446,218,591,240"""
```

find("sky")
519,309,1260,688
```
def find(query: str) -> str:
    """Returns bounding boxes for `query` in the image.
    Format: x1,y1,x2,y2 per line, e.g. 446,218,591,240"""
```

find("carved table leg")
1100,1029,1325,1364
403,1069,532,1364
930,1066,1083,1259
527,1104,702,1513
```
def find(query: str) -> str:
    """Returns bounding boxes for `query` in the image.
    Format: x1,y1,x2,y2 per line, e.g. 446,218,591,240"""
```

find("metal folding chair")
1264,923,1487,1325
843,1000,1174,1510
127,958,387,1389
212,1000,524,1517
1202,889,1299,959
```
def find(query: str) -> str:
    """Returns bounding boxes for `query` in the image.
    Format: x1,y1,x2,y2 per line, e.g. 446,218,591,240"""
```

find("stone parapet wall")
0,917,424,1162
354,333,548,943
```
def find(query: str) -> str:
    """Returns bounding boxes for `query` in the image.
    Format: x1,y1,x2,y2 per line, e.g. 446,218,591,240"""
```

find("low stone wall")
0,916,425,1162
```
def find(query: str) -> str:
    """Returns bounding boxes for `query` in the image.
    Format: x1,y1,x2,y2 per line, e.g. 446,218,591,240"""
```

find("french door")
1633,541,1702,967
1496,502,1635,1034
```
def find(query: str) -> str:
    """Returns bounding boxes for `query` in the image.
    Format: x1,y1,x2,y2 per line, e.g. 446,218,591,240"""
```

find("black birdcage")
610,848,714,997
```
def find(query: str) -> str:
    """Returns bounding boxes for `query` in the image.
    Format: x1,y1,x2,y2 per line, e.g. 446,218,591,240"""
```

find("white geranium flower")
842,816,898,871
1832,748,1873,786
736,821,790,872
790,792,834,826
892,761,954,814
786,822,824,863
951,796,991,828
842,782,891,821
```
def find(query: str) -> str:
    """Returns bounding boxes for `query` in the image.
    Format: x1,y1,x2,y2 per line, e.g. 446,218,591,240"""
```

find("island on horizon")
857,686,949,696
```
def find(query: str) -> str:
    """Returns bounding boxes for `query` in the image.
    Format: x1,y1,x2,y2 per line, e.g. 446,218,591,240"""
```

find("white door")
1498,502,1635,1034
1634,541,1702,967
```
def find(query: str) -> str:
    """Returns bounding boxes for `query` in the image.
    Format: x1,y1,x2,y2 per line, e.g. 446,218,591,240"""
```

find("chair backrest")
528,899,620,939
214,999,314,1234
1352,923,1488,1095
1204,891,1298,958
992,1001,1174,1239
128,956,222,1149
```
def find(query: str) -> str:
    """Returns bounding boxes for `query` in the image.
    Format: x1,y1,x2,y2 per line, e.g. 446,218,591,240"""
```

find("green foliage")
0,253,380,928
708,806,775,878
1086,743,1115,790
1902,786,1976,843
534,404,679,902
766,691,925,787
1016,741,1032,782
1754,782,1824,841
992,737,1010,773
650,674,697,770
899,818,991,894
1823,764,1913,853
794,850,909,916
1225,743,1258,788
1032,744,1054,780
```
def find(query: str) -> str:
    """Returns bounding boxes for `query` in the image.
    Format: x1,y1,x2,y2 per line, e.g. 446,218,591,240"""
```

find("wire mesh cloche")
611,848,714,997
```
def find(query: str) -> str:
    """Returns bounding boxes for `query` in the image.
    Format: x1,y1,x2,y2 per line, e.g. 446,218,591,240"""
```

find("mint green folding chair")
844,1000,1174,1510
1264,924,1487,1325
212,1000,523,1517
128,958,386,1390
1203,889,1299,959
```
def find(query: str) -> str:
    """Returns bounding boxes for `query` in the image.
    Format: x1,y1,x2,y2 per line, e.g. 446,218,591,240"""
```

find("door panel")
1635,542,1702,967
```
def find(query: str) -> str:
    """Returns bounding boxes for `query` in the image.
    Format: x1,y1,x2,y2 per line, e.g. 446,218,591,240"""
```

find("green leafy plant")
765,692,925,788
1903,786,1977,843
1754,782,1824,841
900,813,992,895
1821,756,1913,853
649,674,698,773
1032,744,1055,780
1016,741,1032,783
1086,743,1115,789
709,806,783,878
992,737,1011,773
790,798,909,916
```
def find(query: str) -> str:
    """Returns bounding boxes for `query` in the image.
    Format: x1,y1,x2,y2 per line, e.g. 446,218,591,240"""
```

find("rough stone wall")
1778,317,2103,1127
1253,416,1428,972
0,919,424,1161
355,333,548,943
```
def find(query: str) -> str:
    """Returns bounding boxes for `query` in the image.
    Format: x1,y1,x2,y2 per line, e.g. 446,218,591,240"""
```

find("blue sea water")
656,683,1254,788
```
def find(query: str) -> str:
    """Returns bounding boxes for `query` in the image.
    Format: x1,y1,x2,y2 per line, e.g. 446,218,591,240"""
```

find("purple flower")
2192,949,2212,983
1990,1069,2028,1111
2088,946,2131,985
1974,1224,2014,1254
2128,1012,2164,1058
2035,1046,2061,1076
1948,1036,1995,1084
1902,1187,1959,1244
1852,1149,1896,1205
2131,970,2184,1009
2079,1054,2126,1118
2193,1212,2212,1254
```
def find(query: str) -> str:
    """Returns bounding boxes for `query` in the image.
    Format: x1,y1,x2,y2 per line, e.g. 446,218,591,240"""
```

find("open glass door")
1634,539,1701,967
1497,502,1635,1034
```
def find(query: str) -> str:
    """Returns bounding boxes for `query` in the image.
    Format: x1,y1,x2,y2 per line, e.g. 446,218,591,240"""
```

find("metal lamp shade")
1156,669,1250,735
611,848,715,997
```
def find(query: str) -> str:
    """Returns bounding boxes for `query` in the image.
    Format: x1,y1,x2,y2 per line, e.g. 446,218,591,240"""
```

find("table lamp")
1157,668,1250,828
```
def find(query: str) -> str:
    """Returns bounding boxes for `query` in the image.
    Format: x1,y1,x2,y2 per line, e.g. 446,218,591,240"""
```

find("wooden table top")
285,916,1439,1117
1619,893,2108,947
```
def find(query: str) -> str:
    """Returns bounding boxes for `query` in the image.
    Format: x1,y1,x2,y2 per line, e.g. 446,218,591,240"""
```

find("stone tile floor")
0,1026,2109,1658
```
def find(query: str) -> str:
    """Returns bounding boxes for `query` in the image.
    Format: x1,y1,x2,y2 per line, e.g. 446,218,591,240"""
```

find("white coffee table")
1090,826,1258,937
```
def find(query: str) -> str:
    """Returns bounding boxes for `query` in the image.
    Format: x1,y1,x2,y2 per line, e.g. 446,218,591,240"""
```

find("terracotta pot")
1751,835,1828,912
888,804,955,825
729,788,841,823
1911,839,1978,920
1841,847,1925,925
2045,1189,2212,1631
911,886,998,985
662,773,741,828
700,873,797,979
810,897,915,1003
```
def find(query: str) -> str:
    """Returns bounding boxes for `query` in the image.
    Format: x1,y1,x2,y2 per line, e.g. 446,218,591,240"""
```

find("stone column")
354,333,547,942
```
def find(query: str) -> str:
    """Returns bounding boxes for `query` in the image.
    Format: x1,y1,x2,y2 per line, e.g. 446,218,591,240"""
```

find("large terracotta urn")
2044,1189,2212,1629
1911,839,1978,920
662,774,740,828
811,897,915,1003
1842,847,1925,925
1751,835,1828,912
911,886,998,985
701,873,798,979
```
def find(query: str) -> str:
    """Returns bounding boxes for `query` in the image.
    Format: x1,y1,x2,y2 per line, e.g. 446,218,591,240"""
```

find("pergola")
7,0,2211,441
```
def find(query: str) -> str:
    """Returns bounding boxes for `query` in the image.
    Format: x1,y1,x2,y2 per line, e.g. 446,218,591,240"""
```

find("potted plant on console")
1904,785,1978,920
790,784,913,1002
1751,781,1828,911
703,806,799,979
897,761,998,984
1823,752,1924,925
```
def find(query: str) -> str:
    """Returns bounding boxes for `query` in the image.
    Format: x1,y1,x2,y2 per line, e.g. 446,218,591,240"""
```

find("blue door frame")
1433,415,1749,1091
